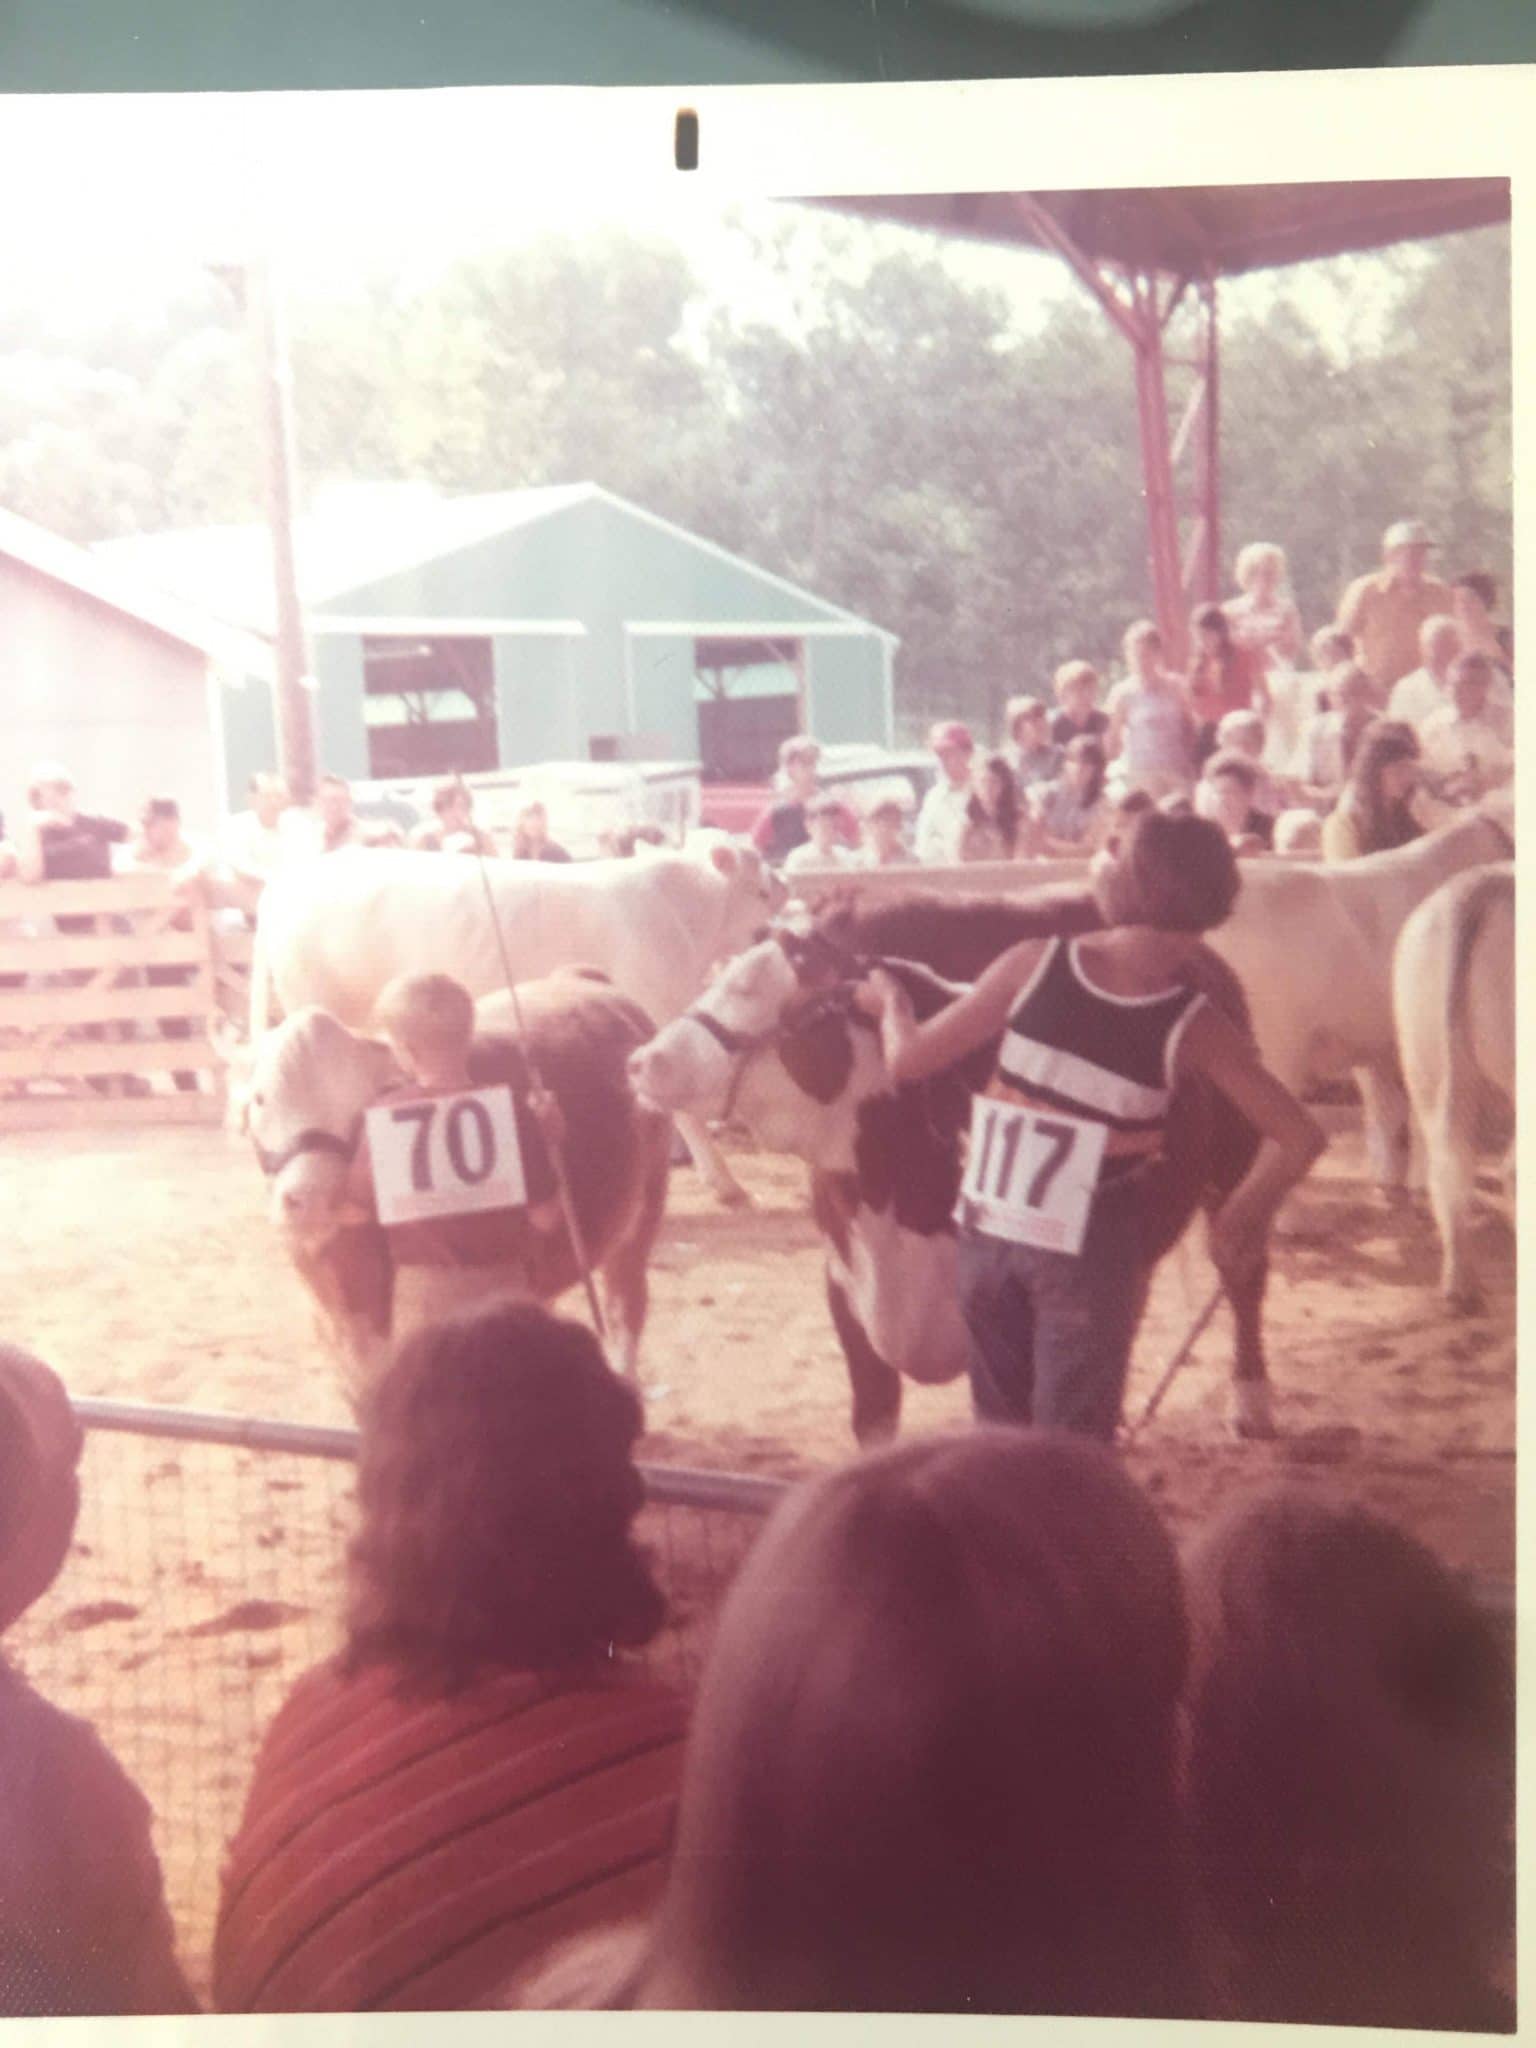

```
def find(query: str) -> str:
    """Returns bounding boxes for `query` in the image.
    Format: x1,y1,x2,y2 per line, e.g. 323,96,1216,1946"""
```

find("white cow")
1202,801,1512,1190
249,843,783,1204
1393,863,1514,1310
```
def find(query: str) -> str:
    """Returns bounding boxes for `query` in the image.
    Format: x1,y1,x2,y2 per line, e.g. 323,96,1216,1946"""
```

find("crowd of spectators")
755,518,1513,876
1,1311,1512,2023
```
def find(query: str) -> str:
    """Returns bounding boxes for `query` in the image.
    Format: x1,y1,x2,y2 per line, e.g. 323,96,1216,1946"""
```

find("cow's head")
245,1008,400,1239
705,840,789,953
628,933,979,1176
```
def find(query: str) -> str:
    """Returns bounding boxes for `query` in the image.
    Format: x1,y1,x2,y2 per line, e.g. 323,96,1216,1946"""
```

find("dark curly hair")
343,1302,665,1693
1094,809,1241,933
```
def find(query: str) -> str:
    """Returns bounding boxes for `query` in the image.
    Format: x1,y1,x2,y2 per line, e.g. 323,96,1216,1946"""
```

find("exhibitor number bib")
956,1097,1108,1257
367,1086,527,1227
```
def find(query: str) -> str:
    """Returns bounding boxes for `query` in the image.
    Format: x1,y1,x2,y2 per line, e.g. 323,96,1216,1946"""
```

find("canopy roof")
821,179,1510,279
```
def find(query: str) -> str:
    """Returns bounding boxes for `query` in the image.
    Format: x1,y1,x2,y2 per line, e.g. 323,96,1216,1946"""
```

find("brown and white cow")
1392,863,1515,1311
629,888,1275,1446
244,969,672,1405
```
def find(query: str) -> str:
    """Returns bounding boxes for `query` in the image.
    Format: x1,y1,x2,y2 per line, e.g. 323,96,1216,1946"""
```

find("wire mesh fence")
6,1400,781,2002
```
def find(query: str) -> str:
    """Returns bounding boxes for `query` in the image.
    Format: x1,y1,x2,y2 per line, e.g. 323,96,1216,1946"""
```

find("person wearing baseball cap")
0,1344,195,2013
915,719,976,864
1336,517,1456,692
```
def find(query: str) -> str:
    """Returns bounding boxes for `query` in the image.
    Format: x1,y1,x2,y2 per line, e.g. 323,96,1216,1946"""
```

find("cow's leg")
1426,1111,1483,1313
826,1269,902,1448
676,1110,753,1210
600,1116,673,1383
1357,1060,1414,1195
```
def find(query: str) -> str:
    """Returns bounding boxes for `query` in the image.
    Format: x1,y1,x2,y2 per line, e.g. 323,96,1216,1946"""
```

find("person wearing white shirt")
222,773,299,899
782,797,861,877
1417,653,1513,796
914,720,976,865
1385,613,1461,728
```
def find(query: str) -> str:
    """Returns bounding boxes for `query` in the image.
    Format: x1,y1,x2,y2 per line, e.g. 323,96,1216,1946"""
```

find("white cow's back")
256,850,738,1031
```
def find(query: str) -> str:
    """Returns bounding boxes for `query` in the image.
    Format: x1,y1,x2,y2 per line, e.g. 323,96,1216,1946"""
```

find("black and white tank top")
989,938,1206,1141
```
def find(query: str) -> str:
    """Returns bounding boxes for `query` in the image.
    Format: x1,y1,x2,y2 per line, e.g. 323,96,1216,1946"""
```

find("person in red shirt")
1185,604,1264,764
214,1303,687,2013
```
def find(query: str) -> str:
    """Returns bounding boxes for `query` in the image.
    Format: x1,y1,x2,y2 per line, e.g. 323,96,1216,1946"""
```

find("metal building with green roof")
97,482,897,802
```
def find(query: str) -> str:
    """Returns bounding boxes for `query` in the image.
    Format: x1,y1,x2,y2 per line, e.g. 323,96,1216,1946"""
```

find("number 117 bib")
955,1097,1108,1257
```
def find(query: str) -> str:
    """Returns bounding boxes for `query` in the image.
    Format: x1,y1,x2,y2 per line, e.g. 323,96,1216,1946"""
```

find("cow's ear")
710,842,741,880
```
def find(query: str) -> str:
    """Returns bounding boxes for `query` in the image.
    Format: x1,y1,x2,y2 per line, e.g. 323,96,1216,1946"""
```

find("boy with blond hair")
338,975,568,1361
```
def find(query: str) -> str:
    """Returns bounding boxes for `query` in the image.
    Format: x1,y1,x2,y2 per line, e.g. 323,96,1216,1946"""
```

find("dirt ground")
5,1115,1517,1995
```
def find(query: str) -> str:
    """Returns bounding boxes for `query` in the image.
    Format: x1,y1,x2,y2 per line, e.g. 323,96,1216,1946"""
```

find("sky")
0,89,1430,357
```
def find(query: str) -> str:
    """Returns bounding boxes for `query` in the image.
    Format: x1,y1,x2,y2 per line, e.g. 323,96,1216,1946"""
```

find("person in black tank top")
858,812,1326,1440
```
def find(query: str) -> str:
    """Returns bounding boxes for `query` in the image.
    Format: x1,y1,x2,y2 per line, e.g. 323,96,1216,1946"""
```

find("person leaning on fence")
342,973,567,1341
517,1429,1204,2016
121,796,211,1095
858,811,1325,1441
213,1303,689,2014
0,1342,196,2017
1182,1490,1514,2031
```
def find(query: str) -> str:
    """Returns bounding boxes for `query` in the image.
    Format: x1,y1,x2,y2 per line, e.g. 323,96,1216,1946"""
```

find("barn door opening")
693,635,803,782
362,636,498,779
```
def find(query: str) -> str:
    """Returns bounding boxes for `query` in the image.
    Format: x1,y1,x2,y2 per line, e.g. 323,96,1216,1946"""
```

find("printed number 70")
390,1098,497,1192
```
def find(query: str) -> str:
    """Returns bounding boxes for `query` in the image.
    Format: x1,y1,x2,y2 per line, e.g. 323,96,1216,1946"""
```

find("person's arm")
13,811,48,884
1176,1002,1327,1279
1336,574,1366,636
1104,685,1127,760
856,939,1044,1087
1275,601,1304,666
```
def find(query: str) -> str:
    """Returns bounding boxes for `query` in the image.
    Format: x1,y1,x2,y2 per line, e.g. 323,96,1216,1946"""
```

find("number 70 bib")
367,1086,527,1226
955,1097,1108,1257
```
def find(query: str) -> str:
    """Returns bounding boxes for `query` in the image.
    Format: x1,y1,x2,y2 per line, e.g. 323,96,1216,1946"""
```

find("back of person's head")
141,795,180,828
1214,709,1264,757
345,1304,664,1689
1094,810,1240,933
1183,1490,1513,2031
373,971,475,1059
639,1430,1198,2016
0,1344,84,1634
432,777,471,818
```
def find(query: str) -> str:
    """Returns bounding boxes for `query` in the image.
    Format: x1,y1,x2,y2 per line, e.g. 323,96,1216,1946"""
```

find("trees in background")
0,217,1510,740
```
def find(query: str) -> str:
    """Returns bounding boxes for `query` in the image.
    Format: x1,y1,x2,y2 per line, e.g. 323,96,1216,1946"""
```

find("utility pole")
246,256,318,803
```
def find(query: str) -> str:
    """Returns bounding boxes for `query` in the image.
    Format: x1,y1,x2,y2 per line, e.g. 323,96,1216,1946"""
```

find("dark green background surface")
0,0,1531,92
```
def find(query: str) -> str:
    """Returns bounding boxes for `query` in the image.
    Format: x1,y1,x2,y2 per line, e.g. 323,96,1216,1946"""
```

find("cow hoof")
712,1180,755,1211
1230,1381,1277,1441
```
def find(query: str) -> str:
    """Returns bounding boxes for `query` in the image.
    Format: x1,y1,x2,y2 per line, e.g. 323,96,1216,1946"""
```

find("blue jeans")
956,1169,1152,1440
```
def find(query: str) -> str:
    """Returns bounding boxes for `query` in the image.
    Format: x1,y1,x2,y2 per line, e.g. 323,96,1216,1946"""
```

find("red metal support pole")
1129,276,1186,666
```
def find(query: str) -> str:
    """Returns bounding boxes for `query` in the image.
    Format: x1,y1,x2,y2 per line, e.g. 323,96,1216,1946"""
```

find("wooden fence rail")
0,875,249,1131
